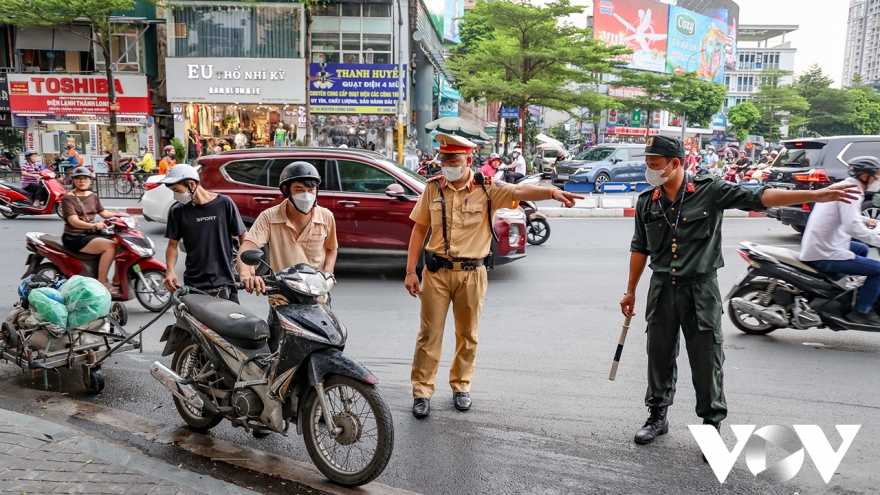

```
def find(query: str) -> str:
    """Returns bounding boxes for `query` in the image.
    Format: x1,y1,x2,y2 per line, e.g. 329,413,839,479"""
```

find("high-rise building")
843,0,880,86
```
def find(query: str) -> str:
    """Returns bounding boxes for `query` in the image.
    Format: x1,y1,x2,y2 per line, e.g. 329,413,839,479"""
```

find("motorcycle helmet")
512,148,522,155
278,161,321,194
848,156,880,179
70,166,93,178
160,164,200,186
24,149,37,158
489,153,500,159
163,145,175,154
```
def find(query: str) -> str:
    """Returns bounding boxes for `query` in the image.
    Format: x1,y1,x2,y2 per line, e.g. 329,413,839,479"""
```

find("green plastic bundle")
60,276,111,328
27,288,69,328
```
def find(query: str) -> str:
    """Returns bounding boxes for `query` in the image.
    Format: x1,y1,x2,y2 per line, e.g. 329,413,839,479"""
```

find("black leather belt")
436,257,485,271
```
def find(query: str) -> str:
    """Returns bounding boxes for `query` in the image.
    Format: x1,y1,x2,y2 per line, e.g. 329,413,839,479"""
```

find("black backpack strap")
435,180,450,257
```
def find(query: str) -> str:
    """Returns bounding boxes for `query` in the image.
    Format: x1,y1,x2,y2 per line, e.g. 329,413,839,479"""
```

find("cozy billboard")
593,0,669,73
665,5,729,83
7,74,151,115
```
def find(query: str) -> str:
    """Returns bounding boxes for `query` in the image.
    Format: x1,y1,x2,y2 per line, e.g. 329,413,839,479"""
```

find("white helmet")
512,148,522,154
160,164,200,186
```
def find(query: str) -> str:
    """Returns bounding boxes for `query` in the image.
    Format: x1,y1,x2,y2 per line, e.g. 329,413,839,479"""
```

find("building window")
736,76,755,92
95,29,141,72
170,4,302,58
314,4,391,18
311,32,392,64
738,52,757,70
762,52,780,70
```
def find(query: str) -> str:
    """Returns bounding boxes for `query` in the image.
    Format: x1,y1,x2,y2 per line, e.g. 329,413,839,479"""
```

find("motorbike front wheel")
728,285,780,335
527,218,551,245
302,374,394,487
115,176,134,195
133,269,171,312
171,339,223,432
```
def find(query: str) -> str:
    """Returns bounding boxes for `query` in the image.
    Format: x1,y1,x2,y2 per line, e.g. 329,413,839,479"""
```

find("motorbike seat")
180,294,269,349
1,182,32,199
38,234,101,261
748,243,819,275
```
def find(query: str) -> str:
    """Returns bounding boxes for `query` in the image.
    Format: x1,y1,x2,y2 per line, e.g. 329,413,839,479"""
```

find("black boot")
702,419,721,463
412,398,430,418
634,406,669,445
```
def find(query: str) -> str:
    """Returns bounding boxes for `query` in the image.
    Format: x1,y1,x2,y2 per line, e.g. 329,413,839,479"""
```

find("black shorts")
62,233,110,252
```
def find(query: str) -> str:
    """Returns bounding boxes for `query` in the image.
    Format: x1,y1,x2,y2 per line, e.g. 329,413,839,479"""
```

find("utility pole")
396,0,405,164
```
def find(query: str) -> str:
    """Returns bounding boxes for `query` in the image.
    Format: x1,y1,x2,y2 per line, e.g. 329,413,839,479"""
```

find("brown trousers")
411,266,488,398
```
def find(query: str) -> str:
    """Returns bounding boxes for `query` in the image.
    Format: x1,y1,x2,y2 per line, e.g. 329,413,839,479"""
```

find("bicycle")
114,161,149,196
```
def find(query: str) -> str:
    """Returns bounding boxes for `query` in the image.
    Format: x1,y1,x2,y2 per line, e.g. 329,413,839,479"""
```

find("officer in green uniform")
619,135,859,450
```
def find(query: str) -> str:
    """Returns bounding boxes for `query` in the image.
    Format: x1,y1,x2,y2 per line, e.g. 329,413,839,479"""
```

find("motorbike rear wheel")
115,176,134,195
54,203,63,219
34,263,62,282
133,269,171,312
1,208,17,219
171,339,223,432
728,285,780,335
302,375,394,487
527,218,551,245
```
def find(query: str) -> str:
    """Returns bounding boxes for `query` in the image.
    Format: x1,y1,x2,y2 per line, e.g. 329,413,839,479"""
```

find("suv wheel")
862,202,880,220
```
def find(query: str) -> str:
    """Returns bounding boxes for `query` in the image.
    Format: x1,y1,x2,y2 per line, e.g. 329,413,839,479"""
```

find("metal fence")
0,171,144,200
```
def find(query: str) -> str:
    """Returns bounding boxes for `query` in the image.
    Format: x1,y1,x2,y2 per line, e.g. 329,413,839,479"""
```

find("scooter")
104,154,134,174
726,241,880,335
520,200,551,245
495,164,541,186
151,249,393,487
0,169,66,219
21,213,170,312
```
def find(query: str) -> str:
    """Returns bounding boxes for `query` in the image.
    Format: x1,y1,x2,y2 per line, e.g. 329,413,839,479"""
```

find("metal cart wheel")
109,302,128,327
83,367,105,394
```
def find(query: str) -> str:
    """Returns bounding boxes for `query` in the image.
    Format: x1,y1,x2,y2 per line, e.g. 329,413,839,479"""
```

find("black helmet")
848,156,880,178
70,166,92,178
278,161,321,193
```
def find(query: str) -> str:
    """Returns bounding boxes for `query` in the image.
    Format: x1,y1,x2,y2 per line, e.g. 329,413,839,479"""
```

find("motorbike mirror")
240,249,265,266
385,183,409,201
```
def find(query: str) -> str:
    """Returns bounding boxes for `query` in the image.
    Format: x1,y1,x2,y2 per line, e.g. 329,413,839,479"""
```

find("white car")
140,174,174,223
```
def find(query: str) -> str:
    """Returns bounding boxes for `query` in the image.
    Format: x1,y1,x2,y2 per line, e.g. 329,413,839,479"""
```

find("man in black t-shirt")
162,164,247,303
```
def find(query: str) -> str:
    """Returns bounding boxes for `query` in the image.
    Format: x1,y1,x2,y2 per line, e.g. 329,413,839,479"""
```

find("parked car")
551,144,647,189
141,174,175,223
763,136,880,233
534,147,566,179
143,148,527,265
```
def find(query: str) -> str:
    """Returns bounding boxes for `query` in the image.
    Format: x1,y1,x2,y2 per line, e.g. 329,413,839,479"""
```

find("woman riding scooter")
480,153,501,178
61,167,120,295
20,150,48,206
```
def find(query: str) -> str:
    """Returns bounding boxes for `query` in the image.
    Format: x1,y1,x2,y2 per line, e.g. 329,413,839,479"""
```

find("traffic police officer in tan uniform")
619,135,858,451
405,133,583,418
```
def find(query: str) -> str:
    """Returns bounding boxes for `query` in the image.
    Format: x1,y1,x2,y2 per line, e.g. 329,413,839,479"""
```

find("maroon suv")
196,148,527,265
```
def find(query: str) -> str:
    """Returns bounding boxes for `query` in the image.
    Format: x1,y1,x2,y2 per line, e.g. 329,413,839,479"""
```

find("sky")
574,0,851,86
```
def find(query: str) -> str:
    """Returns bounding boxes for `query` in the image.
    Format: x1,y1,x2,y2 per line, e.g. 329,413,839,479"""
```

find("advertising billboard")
7,74,151,115
593,0,669,73
309,63,406,115
666,5,729,83
444,0,465,43
424,0,445,39
676,0,739,71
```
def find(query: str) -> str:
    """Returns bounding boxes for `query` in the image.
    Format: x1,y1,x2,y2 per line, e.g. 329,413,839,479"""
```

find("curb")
540,207,768,219
106,206,143,215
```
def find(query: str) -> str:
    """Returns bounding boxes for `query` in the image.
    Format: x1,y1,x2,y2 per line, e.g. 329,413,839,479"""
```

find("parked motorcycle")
0,169,66,219
520,200,550,245
22,213,170,312
104,154,134,174
152,249,394,486
0,147,19,171
727,241,880,334
494,164,541,186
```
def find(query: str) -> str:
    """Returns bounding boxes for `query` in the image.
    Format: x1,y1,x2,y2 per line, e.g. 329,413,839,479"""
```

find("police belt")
435,257,485,271
653,272,717,287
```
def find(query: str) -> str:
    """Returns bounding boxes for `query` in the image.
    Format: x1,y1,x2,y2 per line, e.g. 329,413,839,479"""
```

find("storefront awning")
16,26,92,52
433,77,461,102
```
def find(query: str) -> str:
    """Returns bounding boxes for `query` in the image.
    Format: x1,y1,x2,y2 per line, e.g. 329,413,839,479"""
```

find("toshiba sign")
7,74,150,115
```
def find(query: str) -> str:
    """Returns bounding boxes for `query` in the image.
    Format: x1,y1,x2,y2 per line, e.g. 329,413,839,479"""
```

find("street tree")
449,0,628,151
727,102,761,142
751,69,809,142
0,0,160,170
613,70,726,129
794,65,859,137
848,82,880,135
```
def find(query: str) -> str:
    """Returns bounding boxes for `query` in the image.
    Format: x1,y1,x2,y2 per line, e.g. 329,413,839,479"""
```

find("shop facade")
164,1,307,158
6,73,153,171
308,0,407,152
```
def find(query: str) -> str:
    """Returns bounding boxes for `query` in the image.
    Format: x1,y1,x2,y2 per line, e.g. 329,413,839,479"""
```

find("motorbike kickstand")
313,382,342,437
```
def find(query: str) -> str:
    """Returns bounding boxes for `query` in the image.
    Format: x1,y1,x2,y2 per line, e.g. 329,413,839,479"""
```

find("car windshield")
575,147,615,162
772,147,823,168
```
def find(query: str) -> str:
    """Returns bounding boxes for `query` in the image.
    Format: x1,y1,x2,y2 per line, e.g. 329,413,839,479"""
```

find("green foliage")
751,69,809,142
449,0,628,126
547,123,568,142
612,71,724,129
680,78,727,128
170,138,186,163
727,102,761,142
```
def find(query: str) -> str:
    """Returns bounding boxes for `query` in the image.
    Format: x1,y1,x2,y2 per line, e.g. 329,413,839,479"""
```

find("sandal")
103,283,121,296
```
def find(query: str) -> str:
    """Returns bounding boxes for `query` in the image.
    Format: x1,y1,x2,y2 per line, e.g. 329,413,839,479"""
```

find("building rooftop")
738,24,799,42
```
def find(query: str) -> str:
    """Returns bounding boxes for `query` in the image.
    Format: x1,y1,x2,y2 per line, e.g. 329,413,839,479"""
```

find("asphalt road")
1,214,879,494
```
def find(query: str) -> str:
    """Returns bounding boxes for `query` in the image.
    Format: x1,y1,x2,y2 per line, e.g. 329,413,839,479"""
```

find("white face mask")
441,165,464,181
173,191,193,205
867,178,880,192
645,161,674,187
291,192,316,214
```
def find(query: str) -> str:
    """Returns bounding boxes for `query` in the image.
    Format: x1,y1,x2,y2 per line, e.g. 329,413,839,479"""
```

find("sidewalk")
0,409,257,495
